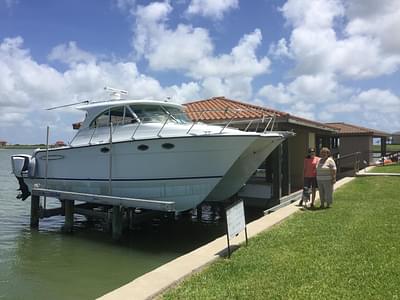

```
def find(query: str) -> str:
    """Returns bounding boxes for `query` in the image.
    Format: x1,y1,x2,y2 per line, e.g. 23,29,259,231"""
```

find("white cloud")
260,0,400,131
0,36,204,143
325,89,400,130
190,29,270,79
114,0,136,12
0,37,66,110
4,0,18,8
165,81,201,103
133,2,214,71
258,77,400,131
345,0,400,55
258,73,345,104
257,73,355,121
353,89,400,114
281,0,344,29
48,41,96,66
269,38,292,59
132,2,269,98
186,0,238,20
275,0,400,79
258,83,292,104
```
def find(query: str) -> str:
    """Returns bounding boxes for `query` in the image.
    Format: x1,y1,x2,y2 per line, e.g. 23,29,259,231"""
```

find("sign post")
225,200,247,258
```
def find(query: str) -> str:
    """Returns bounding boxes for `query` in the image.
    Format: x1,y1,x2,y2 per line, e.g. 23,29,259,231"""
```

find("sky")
1,0,399,144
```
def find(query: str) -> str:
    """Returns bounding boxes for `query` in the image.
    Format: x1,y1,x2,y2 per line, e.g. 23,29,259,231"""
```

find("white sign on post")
226,200,246,239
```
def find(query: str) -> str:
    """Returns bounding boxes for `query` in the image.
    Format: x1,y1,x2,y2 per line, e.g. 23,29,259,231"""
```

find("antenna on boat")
46,100,90,110
104,86,128,100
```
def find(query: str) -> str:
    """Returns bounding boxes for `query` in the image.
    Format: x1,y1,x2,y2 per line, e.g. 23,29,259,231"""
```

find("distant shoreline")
1,145,46,149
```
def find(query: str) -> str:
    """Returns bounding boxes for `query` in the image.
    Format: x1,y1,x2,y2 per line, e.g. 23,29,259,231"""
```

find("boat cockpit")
70,101,198,146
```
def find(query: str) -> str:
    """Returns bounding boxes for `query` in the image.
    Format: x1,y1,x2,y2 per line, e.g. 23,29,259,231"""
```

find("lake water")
0,149,226,300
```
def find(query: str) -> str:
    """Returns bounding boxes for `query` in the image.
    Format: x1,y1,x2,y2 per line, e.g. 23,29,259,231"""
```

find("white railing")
69,107,277,145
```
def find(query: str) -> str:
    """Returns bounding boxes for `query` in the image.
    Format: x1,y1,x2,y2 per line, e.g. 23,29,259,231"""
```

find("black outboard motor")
11,155,33,200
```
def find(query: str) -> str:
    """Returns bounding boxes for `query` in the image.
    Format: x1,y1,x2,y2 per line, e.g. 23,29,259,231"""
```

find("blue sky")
1,0,399,144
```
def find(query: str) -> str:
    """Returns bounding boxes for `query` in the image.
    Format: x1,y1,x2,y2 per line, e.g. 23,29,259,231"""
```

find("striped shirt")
316,157,336,181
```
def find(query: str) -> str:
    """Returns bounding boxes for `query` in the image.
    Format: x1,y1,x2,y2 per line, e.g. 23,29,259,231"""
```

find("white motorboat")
11,91,290,211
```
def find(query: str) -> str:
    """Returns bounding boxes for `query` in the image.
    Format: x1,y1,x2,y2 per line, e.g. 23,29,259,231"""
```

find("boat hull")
205,135,284,201
25,135,271,211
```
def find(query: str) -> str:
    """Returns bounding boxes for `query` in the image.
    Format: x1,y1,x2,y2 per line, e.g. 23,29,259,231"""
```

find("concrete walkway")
98,177,355,300
356,165,400,177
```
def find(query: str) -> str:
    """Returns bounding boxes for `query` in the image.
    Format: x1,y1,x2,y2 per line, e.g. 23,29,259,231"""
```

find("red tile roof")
326,122,390,137
184,96,288,121
184,97,337,132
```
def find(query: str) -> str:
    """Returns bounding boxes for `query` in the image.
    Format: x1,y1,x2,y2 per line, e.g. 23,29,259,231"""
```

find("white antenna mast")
104,86,128,100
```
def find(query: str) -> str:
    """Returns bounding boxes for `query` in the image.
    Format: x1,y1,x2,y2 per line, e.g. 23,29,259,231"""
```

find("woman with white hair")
316,147,337,209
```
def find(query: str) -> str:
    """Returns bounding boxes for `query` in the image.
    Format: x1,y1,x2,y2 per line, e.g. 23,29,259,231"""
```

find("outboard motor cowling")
11,155,32,200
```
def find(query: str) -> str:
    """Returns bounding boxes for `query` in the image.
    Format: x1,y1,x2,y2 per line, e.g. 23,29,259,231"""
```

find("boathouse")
390,131,400,144
325,122,391,172
184,97,338,208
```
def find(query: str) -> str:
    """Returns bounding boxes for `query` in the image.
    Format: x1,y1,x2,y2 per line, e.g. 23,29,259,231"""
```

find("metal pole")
226,222,231,258
44,126,49,210
109,122,113,195
157,115,170,137
186,110,205,134
245,226,248,246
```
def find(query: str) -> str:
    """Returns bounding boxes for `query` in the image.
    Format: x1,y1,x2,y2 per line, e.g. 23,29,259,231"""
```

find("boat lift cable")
46,100,90,111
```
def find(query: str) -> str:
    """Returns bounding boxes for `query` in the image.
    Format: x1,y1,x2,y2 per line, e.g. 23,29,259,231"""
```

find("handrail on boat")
263,115,276,133
70,107,279,146
131,121,142,140
220,110,239,133
88,126,97,145
185,108,277,134
244,120,254,132
186,110,206,135
157,114,170,137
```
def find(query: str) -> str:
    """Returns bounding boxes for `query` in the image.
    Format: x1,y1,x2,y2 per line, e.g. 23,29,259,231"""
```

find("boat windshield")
130,104,190,124
90,106,137,128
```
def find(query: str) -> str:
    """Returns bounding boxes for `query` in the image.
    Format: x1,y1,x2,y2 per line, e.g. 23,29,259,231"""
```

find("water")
0,149,225,300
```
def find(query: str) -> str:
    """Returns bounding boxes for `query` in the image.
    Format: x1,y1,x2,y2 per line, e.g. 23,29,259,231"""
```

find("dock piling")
30,195,40,229
63,199,74,233
112,205,123,240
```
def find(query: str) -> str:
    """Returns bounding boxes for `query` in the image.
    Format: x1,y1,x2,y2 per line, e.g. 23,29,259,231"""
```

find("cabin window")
129,105,190,124
90,106,137,128
165,107,190,124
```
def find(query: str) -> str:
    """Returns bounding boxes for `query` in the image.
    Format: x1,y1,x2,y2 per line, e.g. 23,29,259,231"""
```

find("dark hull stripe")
32,175,223,182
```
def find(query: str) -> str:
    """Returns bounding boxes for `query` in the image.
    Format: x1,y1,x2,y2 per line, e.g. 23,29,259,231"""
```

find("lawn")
371,164,400,173
163,177,400,300
372,144,400,152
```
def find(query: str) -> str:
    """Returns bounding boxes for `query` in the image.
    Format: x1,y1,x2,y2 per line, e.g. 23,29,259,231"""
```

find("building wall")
338,136,372,169
308,132,316,149
392,135,400,144
288,129,308,190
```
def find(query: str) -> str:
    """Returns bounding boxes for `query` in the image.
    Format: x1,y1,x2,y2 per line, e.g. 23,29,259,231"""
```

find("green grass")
163,177,400,300
373,144,400,152
371,164,400,173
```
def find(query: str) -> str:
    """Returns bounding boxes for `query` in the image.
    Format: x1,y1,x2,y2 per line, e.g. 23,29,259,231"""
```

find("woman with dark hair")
300,147,320,207
316,147,337,208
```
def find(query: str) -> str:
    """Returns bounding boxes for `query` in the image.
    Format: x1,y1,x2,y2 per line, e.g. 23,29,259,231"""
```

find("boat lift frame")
30,188,175,240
